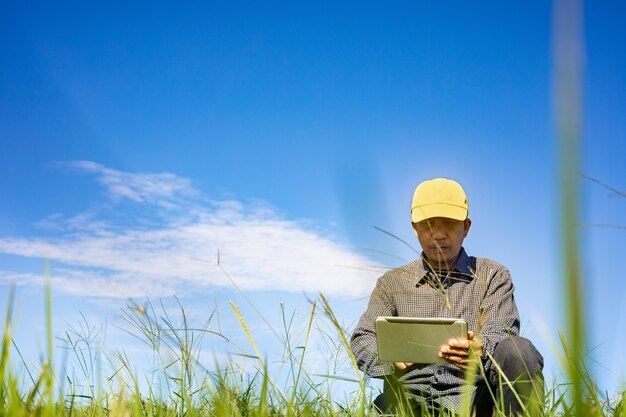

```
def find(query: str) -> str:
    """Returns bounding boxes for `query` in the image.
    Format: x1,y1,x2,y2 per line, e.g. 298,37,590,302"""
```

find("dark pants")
373,336,544,416
473,336,544,416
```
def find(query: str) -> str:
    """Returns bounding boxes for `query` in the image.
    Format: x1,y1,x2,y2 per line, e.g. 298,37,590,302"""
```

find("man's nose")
430,224,446,239
432,229,446,239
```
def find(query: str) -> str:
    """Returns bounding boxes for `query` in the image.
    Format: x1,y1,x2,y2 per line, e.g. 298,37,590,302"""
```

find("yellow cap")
411,178,468,223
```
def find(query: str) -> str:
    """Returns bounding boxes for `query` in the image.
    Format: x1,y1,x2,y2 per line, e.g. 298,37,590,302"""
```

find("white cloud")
59,160,198,206
0,162,381,299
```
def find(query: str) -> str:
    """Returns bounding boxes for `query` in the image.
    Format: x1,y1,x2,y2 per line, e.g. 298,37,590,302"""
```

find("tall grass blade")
553,0,587,414
258,362,269,416
318,293,362,385
43,259,55,409
289,299,316,410
0,284,16,410
485,351,526,414
229,301,264,369
372,225,420,255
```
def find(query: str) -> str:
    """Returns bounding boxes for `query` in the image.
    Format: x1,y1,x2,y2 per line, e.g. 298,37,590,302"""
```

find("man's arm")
350,277,397,378
438,265,519,371
475,265,520,370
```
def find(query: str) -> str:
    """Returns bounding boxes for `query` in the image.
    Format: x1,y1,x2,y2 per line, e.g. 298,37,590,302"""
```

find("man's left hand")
438,330,483,371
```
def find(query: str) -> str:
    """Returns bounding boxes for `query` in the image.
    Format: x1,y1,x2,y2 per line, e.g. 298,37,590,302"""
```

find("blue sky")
1,0,626,398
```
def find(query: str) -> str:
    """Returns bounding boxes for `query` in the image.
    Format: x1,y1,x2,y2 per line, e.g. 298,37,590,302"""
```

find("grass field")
1,279,625,417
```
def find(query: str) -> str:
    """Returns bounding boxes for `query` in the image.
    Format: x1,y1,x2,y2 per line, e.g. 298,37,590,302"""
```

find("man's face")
413,217,472,269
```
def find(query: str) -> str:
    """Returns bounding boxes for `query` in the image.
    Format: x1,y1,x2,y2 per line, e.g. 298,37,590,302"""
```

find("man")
350,178,544,416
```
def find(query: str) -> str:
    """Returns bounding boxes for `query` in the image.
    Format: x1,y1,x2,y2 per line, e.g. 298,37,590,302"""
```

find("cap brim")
411,204,468,223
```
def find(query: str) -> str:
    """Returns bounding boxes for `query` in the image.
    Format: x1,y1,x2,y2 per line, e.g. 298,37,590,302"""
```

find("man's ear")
463,218,472,237
411,222,419,238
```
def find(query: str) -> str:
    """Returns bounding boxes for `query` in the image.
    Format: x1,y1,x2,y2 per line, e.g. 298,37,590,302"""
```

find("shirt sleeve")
477,265,520,372
350,276,397,378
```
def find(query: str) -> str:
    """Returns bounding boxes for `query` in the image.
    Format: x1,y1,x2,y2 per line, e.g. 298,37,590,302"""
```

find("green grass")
1,272,626,417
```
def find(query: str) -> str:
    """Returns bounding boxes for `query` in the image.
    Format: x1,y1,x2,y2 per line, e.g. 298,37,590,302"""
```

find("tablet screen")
375,317,468,364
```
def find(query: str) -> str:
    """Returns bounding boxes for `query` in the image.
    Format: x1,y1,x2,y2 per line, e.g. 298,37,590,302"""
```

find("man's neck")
433,264,454,274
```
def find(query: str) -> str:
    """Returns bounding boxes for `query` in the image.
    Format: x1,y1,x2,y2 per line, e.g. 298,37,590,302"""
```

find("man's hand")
393,361,414,371
438,331,484,370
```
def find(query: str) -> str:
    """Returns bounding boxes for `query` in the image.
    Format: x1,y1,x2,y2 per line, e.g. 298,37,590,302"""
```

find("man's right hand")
393,362,414,371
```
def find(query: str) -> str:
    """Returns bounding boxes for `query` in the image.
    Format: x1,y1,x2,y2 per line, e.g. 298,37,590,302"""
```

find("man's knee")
489,336,545,415
492,336,543,378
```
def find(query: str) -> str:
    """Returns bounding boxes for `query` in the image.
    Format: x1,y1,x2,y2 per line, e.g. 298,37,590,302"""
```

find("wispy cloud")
0,162,381,299
60,160,198,205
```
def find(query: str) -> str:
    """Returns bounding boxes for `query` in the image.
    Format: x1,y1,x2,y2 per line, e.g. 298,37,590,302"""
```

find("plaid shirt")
350,248,520,413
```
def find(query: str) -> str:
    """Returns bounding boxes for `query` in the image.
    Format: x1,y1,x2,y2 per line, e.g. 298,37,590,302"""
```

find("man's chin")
427,253,454,267
428,251,449,260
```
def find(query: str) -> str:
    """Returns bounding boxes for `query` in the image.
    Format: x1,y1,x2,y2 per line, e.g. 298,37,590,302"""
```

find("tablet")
375,317,468,364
